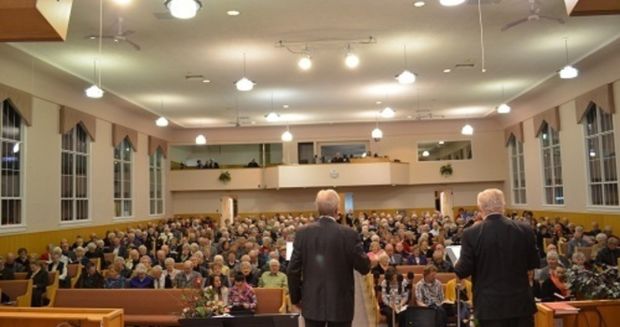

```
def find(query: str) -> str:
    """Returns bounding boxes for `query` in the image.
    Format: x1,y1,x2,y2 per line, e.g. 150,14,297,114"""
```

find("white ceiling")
11,0,620,128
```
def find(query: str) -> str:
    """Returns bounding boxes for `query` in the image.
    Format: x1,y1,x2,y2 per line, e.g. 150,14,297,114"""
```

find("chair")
401,306,437,327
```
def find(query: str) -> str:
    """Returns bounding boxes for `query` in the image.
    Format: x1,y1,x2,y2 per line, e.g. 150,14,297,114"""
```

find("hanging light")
395,45,416,84
345,45,360,69
265,112,280,122
165,0,202,19
86,1,104,99
195,134,207,145
298,55,312,71
156,117,169,127
559,38,578,80
235,53,255,91
371,127,383,141
496,86,511,114
422,150,430,157
85,84,104,98
440,0,466,6
461,124,474,135
380,107,395,118
281,129,293,142
497,103,511,114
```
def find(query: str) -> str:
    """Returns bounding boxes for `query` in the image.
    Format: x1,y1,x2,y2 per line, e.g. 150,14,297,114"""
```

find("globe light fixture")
497,103,511,114
298,55,312,71
195,134,207,145
265,112,280,122
345,52,360,69
165,0,202,19
380,107,395,118
235,77,255,91
461,124,474,135
371,127,383,141
396,69,416,85
85,84,104,98
559,65,578,79
156,117,169,127
281,129,293,142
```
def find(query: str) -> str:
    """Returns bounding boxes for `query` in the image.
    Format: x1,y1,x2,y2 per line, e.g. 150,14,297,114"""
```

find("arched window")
1,100,23,226
509,136,526,205
114,138,133,217
61,124,89,221
539,122,563,205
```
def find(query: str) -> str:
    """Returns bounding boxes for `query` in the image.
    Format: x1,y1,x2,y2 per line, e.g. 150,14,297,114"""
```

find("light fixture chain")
97,0,103,87
564,37,569,64
478,0,486,72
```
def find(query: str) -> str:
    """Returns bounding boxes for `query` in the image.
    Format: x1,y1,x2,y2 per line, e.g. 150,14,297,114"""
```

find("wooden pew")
396,265,425,276
535,300,620,327
254,288,287,314
67,263,81,288
0,307,123,327
44,271,59,306
0,279,32,307
14,272,27,280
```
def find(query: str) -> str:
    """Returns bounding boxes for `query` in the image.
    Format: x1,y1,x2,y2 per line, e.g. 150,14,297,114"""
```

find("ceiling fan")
86,17,141,51
226,103,251,127
501,0,565,32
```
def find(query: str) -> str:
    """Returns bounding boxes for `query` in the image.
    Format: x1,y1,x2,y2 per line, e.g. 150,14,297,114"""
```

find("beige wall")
0,45,171,237
171,182,502,215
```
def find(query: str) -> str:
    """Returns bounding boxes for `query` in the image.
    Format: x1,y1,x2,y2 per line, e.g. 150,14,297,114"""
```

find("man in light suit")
454,189,539,327
174,260,202,288
287,189,371,327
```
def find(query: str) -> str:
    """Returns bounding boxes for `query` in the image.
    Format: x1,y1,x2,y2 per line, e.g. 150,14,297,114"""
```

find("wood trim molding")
575,83,615,123
504,122,524,146
148,135,168,158
112,124,138,151
533,107,560,137
0,82,32,126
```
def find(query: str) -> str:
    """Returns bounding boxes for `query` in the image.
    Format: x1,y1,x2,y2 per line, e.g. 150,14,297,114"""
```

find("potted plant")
565,265,620,300
218,171,231,183
440,163,453,177
179,286,229,326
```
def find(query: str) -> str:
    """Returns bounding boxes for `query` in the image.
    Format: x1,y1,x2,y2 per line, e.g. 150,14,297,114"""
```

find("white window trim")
114,139,133,218
149,149,165,217
60,126,91,223
0,101,25,229
509,139,527,206
539,125,565,206
583,107,619,207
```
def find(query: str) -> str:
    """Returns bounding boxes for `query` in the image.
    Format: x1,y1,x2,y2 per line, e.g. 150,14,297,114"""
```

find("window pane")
604,183,619,206
61,200,73,221
591,184,603,205
600,110,614,132
76,200,88,220
555,187,564,205
2,199,21,225
545,187,553,205
585,108,598,136
123,200,132,216
115,200,122,217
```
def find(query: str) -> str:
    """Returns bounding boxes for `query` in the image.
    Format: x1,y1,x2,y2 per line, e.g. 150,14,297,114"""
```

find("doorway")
220,195,238,226
437,190,454,218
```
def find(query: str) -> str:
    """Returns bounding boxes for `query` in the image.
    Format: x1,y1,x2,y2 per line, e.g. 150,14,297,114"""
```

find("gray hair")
546,251,559,260
477,189,506,216
315,189,340,216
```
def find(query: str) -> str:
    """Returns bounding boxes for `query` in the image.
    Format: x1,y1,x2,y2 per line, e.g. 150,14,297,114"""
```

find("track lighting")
165,0,202,19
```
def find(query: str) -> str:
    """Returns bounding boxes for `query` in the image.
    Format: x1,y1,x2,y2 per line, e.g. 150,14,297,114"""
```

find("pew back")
0,279,32,306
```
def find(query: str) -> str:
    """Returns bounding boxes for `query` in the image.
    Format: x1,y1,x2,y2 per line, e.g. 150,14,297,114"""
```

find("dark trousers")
304,319,351,327
429,304,447,327
479,315,534,327
381,305,406,327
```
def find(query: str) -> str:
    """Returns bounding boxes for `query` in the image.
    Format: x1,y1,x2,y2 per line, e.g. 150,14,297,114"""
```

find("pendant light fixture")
559,38,578,79
235,53,255,91
461,124,474,135
440,0,466,6
281,128,293,142
371,113,383,142
155,100,169,127
380,106,395,118
344,45,360,69
395,45,416,84
85,0,105,99
195,134,207,145
165,0,202,19
298,55,312,71
496,86,511,114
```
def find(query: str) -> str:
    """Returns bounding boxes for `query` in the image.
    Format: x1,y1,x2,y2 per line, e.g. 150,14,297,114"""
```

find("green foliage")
440,163,453,176
565,265,620,300
218,171,231,183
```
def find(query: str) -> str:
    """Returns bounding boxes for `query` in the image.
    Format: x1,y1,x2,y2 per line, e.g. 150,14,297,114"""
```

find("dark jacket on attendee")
454,214,539,321
28,269,49,307
407,255,428,265
540,278,564,302
595,247,620,267
287,216,371,323
77,272,104,289
0,267,14,280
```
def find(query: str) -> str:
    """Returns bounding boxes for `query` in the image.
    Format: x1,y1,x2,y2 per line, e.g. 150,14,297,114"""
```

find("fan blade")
85,34,116,39
125,39,141,51
539,16,565,24
501,18,529,31
121,30,135,37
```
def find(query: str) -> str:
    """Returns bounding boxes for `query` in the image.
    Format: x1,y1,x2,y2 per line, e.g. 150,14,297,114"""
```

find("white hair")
477,188,506,216
315,189,340,216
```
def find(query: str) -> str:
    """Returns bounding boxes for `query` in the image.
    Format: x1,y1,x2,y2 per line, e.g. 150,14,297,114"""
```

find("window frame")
149,148,165,216
0,100,25,230
114,138,133,218
583,105,619,207
539,123,564,206
60,124,91,224
509,137,527,206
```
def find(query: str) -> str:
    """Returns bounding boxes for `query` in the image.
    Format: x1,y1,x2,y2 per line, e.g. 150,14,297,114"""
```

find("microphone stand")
457,282,461,327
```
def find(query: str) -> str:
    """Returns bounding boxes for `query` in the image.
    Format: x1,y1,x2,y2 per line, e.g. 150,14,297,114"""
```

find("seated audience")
595,237,619,266
175,260,202,288
163,257,180,282
239,261,259,287
74,247,90,267
430,250,453,273
0,256,15,280
104,268,128,288
566,226,592,259
541,266,571,302
4,253,24,273
77,263,104,289
570,251,588,270
205,275,229,306
406,245,427,265
371,253,391,277
150,265,171,289
367,240,386,263
28,261,49,307
258,259,287,290
415,265,447,327
228,272,257,315
536,250,562,282
528,270,541,301
48,248,69,288
380,267,409,327
16,248,31,273
591,233,608,258
208,263,230,288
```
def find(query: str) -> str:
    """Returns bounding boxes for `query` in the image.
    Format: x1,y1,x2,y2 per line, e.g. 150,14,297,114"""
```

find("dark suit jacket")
454,214,539,321
287,216,370,322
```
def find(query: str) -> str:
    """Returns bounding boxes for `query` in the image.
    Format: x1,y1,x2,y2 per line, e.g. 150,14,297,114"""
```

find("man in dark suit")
454,189,539,327
287,189,371,327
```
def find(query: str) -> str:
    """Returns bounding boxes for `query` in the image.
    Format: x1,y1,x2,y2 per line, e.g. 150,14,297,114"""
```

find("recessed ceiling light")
227,10,240,16
202,79,210,83
413,1,426,7
443,68,451,73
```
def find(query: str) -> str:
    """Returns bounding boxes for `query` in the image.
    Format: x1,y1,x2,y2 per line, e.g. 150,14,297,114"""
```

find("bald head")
316,189,340,217
477,188,506,217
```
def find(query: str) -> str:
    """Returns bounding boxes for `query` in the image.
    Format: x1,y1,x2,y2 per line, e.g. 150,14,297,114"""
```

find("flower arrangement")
440,163,453,177
218,171,231,183
181,282,229,318
565,265,620,300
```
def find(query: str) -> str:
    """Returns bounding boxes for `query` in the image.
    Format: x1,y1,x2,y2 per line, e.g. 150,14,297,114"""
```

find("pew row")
535,300,620,327
54,288,286,326
0,279,32,307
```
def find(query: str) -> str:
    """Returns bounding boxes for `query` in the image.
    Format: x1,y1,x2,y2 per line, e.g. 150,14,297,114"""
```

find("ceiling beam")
564,0,620,16
0,0,73,42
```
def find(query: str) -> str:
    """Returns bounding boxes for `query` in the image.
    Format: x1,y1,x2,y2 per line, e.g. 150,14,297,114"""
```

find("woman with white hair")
129,263,154,288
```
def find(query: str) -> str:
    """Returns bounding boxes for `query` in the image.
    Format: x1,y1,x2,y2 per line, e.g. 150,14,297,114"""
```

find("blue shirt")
129,275,154,288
